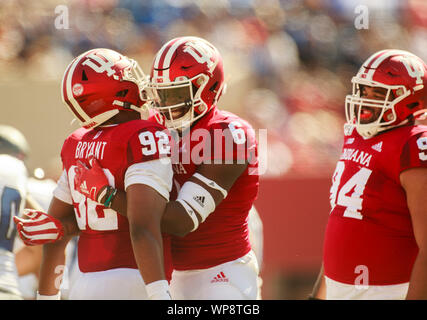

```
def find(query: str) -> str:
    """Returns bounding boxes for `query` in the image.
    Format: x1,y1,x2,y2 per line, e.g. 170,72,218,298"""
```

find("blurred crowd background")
2,0,427,176
1,0,426,299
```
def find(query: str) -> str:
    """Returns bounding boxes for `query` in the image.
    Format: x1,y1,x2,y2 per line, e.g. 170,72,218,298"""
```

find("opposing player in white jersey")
15,177,80,299
14,178,56,299
0,125,32,299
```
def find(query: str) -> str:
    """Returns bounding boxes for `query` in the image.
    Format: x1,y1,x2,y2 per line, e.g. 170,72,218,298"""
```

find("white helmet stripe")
365,50,414,80
162,38,189,81
359,50,388,80
362,50,387,68
61,59,76,114
153,38,188,81
152,41,169,80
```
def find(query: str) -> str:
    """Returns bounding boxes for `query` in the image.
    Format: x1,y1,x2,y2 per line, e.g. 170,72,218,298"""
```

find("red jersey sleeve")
126,125,171,166
400,131,427,172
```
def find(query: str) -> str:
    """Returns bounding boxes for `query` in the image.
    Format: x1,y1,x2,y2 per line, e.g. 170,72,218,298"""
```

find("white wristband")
146,280,171,300
193,173,228,199
177,181,216,223
176,199,199,232
36,291,61,300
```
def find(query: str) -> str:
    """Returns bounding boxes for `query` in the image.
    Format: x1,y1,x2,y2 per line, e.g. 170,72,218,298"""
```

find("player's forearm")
406,250,427,299
112,192,198,236
15,245,42,276
161,201,199,237
38,239,69,296
127,184,168,284
129,225,166,284
100,188,127,216
60,214,81,236
103,189,198,237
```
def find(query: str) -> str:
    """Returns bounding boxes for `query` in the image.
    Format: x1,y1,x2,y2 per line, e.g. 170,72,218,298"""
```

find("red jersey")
59,120,173,279
323,124,427,285
168,106,259,270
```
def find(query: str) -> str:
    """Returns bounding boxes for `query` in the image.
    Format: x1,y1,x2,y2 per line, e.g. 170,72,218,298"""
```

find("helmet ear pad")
382,109,394,122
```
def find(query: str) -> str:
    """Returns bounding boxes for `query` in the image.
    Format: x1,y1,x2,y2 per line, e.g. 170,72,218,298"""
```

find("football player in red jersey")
14,48,173,300
72,37,261,299
311,49,427,299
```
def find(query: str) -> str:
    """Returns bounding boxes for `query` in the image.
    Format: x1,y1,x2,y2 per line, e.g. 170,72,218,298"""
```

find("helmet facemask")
147,74,209,130
345,77,410,138
122,58,149,99
110,58,151,122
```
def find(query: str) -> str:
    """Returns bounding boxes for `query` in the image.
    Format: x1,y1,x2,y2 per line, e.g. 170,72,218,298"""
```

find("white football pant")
325,276,409,300
170,250,260,300
68,268,148,300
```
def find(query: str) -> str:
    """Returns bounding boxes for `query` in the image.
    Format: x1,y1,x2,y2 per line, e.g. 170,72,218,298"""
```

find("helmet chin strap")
112,100,150,120
357,118,410,139
165,107,193,132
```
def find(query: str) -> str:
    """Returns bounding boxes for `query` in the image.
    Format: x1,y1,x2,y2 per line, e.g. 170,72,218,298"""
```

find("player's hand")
13,209,64,246
74,156,109,203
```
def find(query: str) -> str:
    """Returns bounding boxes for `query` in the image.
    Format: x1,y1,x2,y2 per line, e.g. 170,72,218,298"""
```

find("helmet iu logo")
82,53,117,77
399,56,425,86
183,41,217,74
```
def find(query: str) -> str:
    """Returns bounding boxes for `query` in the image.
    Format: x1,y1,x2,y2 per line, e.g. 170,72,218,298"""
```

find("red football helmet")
345,49,427,138
61,48,148,129
147,36,225,129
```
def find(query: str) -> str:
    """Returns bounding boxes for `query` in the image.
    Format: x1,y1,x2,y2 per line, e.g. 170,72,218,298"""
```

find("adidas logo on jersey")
193,196,205,207
371,141,383,152
345,138,355,145
80,181,89,194
344,123,354,136
211,272,229,283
